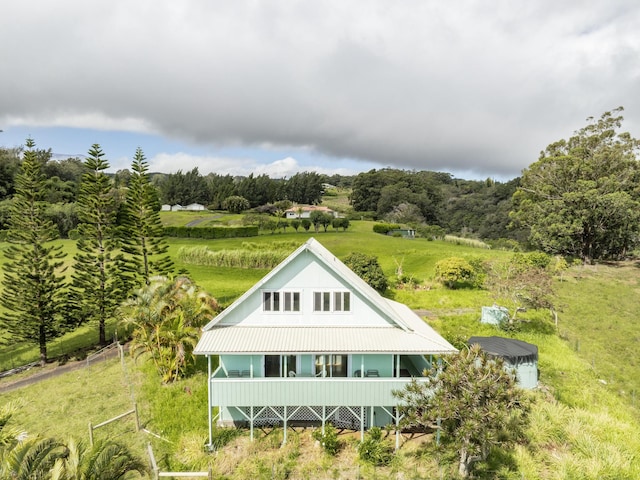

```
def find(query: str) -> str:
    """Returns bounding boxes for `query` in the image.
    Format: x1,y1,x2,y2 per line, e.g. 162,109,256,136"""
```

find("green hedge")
372,223,400,234
163,226,259,239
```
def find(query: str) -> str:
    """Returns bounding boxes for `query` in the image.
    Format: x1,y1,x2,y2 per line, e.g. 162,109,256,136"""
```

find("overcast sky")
1,1,639,180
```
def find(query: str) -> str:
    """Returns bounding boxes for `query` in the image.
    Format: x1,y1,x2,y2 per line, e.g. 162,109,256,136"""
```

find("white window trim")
262,290,301,313
312,290,351,313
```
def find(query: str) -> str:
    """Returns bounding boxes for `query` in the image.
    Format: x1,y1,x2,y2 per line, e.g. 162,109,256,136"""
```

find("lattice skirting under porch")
236,405,365,430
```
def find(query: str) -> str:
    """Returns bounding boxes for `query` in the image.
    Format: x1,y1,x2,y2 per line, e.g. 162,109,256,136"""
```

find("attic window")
263,291,300,312
263,291,280,311
334,292,350,311
313,291,351,312
283,292,300,311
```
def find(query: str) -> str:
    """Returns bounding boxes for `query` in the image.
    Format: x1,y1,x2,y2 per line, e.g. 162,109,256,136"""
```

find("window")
283,292,300,312
264,355,298,377
314,291,350,312
263,291,299,312
314,292,331,312
334,292,350,312
263,291,280,311
315,354,348,377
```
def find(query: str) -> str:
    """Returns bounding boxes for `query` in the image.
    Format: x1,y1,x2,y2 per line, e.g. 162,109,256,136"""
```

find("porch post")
207,355,212,447
360,406,364,441
395,408,400,451
250,406,254,441
322,405,326,434
283,406,288,445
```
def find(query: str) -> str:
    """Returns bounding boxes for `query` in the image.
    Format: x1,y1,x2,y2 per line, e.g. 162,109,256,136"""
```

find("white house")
194,238,457,447
284,205,336,219
185,203,206,211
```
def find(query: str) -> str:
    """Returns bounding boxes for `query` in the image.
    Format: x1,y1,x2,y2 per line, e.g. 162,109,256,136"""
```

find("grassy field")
2,219,640,478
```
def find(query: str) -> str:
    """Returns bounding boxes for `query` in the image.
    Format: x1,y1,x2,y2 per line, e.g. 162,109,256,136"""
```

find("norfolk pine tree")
0,139,67,366
70,144,124,345
394,345,529,478
120,148,173,286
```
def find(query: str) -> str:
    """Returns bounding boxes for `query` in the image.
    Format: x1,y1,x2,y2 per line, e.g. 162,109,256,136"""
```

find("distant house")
171,204,184,211
389,229,416,239
195,238,457,447
284,205,336,219
185,203,206,211
161,204,171,211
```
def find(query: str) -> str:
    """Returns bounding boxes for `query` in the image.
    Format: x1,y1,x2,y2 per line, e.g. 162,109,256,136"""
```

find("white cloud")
147,153,359,178
1,0,639,179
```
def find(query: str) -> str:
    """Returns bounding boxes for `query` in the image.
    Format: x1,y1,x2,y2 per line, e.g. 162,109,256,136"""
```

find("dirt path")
0,344,122,394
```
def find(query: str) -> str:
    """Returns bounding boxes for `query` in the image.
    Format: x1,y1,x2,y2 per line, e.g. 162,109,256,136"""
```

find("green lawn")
2,219,640,478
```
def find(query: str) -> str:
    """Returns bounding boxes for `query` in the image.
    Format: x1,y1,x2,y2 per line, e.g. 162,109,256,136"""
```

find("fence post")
134,402,140,431
147,443,159,480
88,422,93,446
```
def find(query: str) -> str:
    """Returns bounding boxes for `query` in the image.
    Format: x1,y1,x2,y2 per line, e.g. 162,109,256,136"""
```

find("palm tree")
120,276,219,382
0,437,66,480
50,437,146,480
0,402,24,448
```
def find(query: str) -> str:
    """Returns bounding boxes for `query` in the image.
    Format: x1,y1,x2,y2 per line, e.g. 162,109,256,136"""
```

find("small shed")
468,336,538,389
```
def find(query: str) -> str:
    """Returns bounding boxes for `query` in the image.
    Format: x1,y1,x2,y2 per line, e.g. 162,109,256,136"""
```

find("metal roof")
195,326,456,355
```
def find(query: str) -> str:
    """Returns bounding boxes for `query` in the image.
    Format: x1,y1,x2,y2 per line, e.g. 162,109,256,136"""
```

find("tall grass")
443,235,491,249
177,245,290,269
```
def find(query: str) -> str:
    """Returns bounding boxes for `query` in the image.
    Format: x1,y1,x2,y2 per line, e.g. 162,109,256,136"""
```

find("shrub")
343,252,388,292
434,257,477,289
373,223,400,235
222,195,250,214
357,427,394,466
311,424,340,455
332,217,350,231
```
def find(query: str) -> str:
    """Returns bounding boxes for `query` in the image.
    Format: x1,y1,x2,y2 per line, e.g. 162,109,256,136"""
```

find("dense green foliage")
357,427,394,466
311,425,341,456
157,167,209,206
350,169,526,242
350,169,445,223
120,276,219,383
434,256,478,289
512,107,640,263
222,195,250,213
0,403,146,480
343,252,388,292
0,139,68,365
372,223,401,234
0,147,21,200
395,344,529,478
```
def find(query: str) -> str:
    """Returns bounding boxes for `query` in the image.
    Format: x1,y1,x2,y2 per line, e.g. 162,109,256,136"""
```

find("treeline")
1,144,526,242
0,142,174,365
349,168,527,243
0,146,340,238
155,169,329,209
